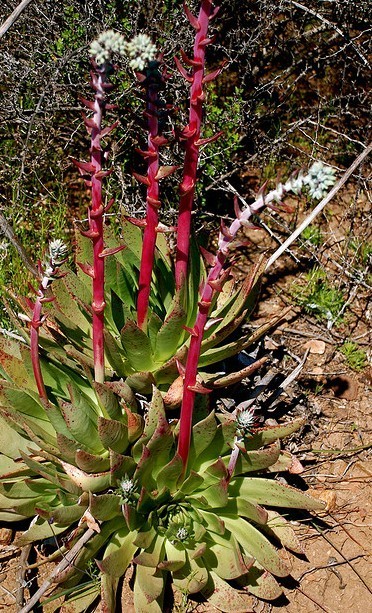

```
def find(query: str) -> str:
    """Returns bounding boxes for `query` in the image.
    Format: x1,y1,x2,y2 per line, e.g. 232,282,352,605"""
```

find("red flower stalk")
136,63,169,331
177,189,274,469
175,0,221,289
73,62,117,383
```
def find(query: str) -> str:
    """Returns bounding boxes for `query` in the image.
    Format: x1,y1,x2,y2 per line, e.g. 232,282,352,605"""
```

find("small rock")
303,339,326,354
312,366,324,375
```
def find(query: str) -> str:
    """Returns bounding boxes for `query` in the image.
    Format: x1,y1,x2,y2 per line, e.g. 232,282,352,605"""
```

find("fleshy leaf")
201,571,254,613
120,320,154,372
228,442,282,475
245,418,306,450
154,292,186,362
230,477,326,510
220,498,268,525
16,518,68,546
133,566,164,612
98,417,129,454
223,516,289,577
156,452,184,492
237,564,283,600
98,527,137,577
202,532,250,580
75,449,110,473
89,493,121,521
159,540,187,571
264,510,304,554
173,557,209,594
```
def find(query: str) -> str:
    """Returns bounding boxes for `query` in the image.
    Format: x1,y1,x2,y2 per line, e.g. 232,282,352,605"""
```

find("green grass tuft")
340,341,368,372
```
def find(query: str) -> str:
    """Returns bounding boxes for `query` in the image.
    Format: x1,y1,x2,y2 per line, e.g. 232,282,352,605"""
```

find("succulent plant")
0,2,334,610
0,357,324,610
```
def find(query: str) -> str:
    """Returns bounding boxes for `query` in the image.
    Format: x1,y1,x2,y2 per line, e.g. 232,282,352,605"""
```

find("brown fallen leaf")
308,489,337,513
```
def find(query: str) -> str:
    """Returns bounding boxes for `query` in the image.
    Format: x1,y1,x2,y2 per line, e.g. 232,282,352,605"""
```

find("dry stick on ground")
16,544,32,611
265,142,372,271
19,528,95,613
0,0,35,39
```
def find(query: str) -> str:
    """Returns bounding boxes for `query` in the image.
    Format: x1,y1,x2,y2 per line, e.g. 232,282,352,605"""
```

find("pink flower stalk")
30,295,48,401
136,64,168,331
73,63,117,383
177,188,278,469
175,0,221,289
29,240,68,400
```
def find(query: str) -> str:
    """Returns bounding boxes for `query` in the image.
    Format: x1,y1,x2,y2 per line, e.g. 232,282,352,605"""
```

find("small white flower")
236,407,256,434
175,527,189,541
119,478,136,503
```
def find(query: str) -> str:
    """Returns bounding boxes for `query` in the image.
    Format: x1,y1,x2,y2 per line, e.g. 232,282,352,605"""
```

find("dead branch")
0,0,35,39
19,528,95,613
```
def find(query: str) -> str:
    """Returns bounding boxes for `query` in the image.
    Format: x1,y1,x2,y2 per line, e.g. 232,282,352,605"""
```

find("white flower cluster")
175,527,189,542
236,407,256,434
303,161,336,200
119,477,136,503
42,239,68,288
89,30,157,71
125,33,157,71
49,239,68,267
269,161,336,204
89,30,127,65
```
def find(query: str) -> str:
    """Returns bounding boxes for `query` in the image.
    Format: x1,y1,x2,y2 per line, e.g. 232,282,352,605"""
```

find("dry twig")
19,528,95,613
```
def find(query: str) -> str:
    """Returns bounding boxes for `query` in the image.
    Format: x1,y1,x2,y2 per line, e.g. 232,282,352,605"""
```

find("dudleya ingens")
89,30,157,71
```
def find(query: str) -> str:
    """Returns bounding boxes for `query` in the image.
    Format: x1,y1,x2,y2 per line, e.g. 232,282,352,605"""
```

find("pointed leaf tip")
155,165,178,181
183,4,201,30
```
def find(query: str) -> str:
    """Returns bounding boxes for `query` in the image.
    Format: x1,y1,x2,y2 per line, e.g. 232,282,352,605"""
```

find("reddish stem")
137,70,161,331
30,256,66,401
30,296,47,400
175,0,214,289
88,67,108,383
177,191,271,469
